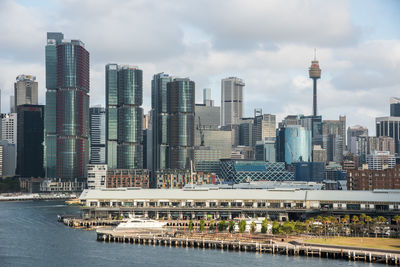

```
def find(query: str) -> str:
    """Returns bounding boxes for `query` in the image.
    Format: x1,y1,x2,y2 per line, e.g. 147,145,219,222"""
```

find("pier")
96,229,400,265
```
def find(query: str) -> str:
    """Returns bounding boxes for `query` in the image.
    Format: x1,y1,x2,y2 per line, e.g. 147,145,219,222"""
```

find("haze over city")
0,0,399,131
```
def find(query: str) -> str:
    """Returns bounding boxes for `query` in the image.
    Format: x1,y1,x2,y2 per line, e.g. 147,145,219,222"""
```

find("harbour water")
0,201,377,266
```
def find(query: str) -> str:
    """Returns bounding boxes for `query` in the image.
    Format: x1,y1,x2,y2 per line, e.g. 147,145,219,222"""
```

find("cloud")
0,0,398,135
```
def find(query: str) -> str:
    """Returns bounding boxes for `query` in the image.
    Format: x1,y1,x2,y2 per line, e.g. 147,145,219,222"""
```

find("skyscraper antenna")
314,48,316,60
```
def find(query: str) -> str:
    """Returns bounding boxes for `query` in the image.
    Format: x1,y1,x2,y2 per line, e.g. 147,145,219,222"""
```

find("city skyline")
0,0,399,132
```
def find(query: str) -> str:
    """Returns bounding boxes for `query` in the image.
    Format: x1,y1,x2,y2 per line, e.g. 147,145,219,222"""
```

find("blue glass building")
277,125,311,164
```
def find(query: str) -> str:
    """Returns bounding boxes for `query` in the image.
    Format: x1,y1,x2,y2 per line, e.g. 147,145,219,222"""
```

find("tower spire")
309,52,321,117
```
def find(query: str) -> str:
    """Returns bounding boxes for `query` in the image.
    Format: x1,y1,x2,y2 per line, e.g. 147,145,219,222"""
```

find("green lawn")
306,237,400,251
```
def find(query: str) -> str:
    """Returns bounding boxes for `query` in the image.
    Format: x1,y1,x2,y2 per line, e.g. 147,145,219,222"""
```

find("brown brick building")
106,169,149,188
347,165,400,190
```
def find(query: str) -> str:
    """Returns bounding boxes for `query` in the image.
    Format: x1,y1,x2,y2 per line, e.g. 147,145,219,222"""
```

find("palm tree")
351,215,359,237
364,216,373,236
393,215,400,238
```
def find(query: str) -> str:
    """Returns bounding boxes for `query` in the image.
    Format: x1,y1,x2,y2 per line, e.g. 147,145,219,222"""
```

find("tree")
218,220,227,232
188,220,194,232
272,221,281,235
250,221,257,234
238,220,246,233
261,219,269,234
199,219,205,232
294,221,306,234
228,220,235,233
351,215,360,237
364,216,373,236
209,220,215,231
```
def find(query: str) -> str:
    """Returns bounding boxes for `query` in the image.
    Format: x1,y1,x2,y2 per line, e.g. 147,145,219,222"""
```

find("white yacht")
115,218,167,230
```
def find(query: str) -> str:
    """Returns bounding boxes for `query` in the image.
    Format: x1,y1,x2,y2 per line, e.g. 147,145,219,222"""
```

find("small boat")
115,218,167,230
65,198,81,205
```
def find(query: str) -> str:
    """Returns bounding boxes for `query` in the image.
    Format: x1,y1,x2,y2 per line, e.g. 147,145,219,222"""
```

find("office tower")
167,78,195,169
253,114,276,142
221,77,245,126
367,151,395,170
347,125,368,151
89,106,106,164
1,113,17,144
44,32,64,178
14,75,38,109
45,35,90,182
0,145,2,176
368,136,395,155
312,145,326,163
279,115,300,128
16,105,44,178
351,135,368,165
255,138,276,162
203,88,214,106
376,117,400,154
276,125,311,164
390,97,400,117
308,53,321,116
322,116,346,163
239,118,254,146
10,96,15,113
299,115,323,148
117,66,143,169
142,113,150,129
106,64,143,169
150,73,173,171
0,140,16,177
195,104,220,130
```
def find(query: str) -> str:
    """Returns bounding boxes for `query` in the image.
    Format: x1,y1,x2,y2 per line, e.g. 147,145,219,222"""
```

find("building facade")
253,114,276,142
154,170,212,189
89,106,106,164
376,116,400,154
366,151,396,170
87,164,107,190
1,113,17,145
16,105,44,178
221,77,244,126
347,125,368,151
107,169,149,188
347,165,400,190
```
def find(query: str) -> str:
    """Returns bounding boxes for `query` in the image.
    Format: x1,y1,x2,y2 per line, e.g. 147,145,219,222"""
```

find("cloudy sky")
0,0,399,132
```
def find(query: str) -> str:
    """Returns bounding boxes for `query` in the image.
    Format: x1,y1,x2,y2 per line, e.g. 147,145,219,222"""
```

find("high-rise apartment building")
16,105,44,178
90,106,106,164
367,151,395,170
221,77,245,126
368,136,395,155
14,75,38,109
44,32,90,186
1,113,17,145
167,78,195,169
106,64,143,170
150,73,172,171
376,116,400,154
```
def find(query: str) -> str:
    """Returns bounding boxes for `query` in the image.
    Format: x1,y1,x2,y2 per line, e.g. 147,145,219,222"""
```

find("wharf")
96,229,400,265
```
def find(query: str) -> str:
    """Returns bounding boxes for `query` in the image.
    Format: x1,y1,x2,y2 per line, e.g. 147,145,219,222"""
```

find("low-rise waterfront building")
154,169,213,189
79,188,400,220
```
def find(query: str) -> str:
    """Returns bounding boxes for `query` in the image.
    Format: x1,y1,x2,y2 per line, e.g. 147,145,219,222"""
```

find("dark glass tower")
16,105,44,178
151,73,172,170
167,78,195,169
44,32,63,178
105,65,143,169
55,38,90,180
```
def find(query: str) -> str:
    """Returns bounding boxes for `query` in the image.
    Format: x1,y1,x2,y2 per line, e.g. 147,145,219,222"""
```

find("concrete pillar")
156,211,159,219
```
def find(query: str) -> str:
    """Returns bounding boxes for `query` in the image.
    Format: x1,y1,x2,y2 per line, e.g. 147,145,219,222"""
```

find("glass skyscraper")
277,125,311,164
44,32,63,178
106,64,143,170
45,32,90,182
167,78,195,169
56,39,90,180
151,73,172,170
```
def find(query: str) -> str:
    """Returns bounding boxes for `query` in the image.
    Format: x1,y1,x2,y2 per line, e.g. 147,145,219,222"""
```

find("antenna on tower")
314,48,316,60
